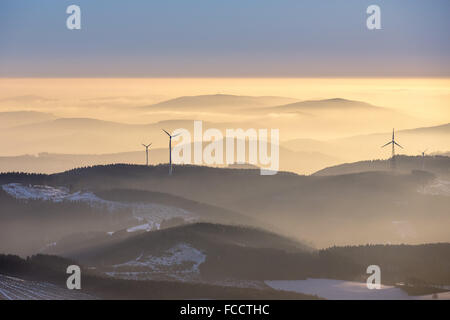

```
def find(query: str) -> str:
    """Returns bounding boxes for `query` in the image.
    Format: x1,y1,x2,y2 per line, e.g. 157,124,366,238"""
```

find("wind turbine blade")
149,143,152,147
162,129,171,137
172,133,181,138
394,142,403,148
381,141,392,148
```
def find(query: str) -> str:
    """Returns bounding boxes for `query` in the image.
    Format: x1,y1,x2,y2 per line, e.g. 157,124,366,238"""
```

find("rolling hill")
53,222,450,286
0,180,261,256
0,117,269,155
328,123,450,160
281,123,450,164
0,111,56,129
63,222,312,281
141,94,298,111
1,163,448,248
314,155,450,177
263,98,385,112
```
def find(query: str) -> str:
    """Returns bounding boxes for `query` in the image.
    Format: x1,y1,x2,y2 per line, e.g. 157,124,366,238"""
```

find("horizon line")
1,76,450,80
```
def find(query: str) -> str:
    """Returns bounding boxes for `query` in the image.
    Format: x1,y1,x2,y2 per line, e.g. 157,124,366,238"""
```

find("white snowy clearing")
265,279,450,300
106,243,206,281
1,183,196,231
2,183,101,203
418,179,450,196
126,223,154,232
0,274,95,300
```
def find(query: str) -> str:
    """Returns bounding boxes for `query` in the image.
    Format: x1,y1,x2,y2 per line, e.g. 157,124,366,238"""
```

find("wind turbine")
420,148,428,170
142,143,152,166
381,128,403,170
162,129,180,175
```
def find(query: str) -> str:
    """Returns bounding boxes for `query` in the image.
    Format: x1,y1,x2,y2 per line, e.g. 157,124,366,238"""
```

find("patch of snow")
418,179,450,196
1,183,111,206
1,183,196,231
148,244,205,272
125,220,165,232
2,183,71,202
108,243,206,281
127,223,152,232
209,279,268,290
131,203,195,226
0,274,95,300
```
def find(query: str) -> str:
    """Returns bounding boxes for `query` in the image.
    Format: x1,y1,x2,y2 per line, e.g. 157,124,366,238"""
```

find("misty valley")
0,157,449,300
0,83,449,301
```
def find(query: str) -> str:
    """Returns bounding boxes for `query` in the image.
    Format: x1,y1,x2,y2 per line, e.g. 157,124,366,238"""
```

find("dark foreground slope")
63,223,450,287
1,235,449,300
0,254,317,300
62,223,313,281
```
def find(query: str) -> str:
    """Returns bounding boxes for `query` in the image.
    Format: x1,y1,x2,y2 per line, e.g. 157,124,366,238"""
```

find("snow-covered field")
0,274,95,300
106,243,206,281
265,279,450,300
2,183,196,232
2,183,103,203
129,203,196,232
418,179,450,196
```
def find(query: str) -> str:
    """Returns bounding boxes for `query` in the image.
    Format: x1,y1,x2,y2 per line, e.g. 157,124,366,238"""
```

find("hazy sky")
1,0,449,77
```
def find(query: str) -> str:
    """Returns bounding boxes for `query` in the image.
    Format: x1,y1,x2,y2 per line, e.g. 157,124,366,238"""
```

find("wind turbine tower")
421,149,428,170
381,128,403,170
162,129,180,175
142,143,152,166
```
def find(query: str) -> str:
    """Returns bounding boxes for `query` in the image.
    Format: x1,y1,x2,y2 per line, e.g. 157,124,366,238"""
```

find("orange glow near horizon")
1,77,449,122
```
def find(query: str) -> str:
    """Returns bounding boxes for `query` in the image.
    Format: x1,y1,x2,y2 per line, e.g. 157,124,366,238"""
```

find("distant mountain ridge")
0,111,56,129
313,155,450,177
400,123,450,134
141,94,298,110
0,95,56,103
336,123,450,140
266,98,385,112
7,117,142,131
